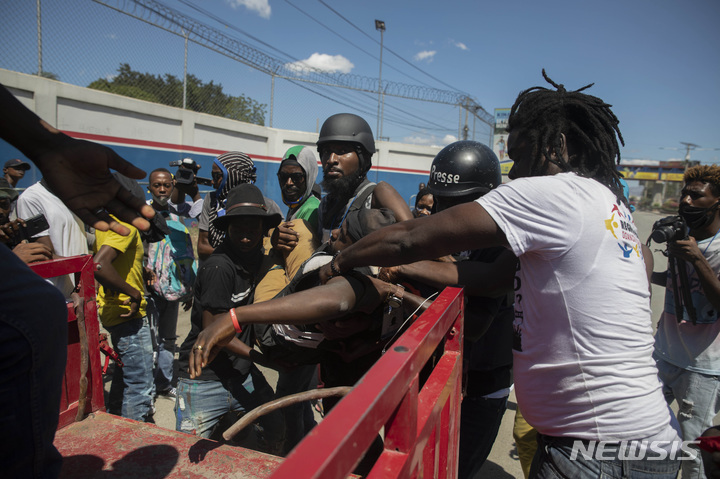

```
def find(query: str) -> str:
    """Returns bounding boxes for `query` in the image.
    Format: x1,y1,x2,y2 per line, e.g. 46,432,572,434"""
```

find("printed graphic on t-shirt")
604,203,642,259
511,201,643,352
512,260,523,352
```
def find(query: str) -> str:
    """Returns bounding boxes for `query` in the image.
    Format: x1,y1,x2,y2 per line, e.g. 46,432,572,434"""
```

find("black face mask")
679,201,720,230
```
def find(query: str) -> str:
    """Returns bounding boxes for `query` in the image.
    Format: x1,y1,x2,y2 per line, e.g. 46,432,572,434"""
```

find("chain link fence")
1,0,492,144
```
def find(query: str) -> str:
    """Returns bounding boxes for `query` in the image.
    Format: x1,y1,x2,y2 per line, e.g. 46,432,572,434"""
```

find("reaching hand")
318,261,335,285
377,266,401,284
271,222,299,253
12,241,52,264
0,218,26,244
188,311,236,378
0,84,154,236
34,136,155,235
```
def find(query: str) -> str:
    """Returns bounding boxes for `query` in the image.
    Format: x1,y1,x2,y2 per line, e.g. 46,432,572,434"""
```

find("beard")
321,171,365,199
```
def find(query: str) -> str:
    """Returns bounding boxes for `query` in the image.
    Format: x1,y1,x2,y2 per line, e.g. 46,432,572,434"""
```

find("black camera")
8,213,50,247
169,158,213,187
650,215,688,244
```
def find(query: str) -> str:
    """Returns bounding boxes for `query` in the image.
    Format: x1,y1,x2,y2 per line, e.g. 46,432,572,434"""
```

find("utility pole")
680,142,699,169
36,0,42,76
375,20,385,141
183,29,188,110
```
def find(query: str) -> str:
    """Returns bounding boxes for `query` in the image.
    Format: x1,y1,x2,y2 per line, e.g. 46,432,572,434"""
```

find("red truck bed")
55,411,283,478
34,255,464,478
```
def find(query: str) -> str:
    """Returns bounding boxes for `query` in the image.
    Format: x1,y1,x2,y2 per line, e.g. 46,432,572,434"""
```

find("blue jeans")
458,395,508,478
106,316,154,421
147,295,179,392
176,367,284,453
0,247,68,479
656,358,720,479
530,434,681,479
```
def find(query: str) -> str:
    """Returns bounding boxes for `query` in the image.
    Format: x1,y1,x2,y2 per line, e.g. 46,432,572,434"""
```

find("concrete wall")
0,69,440,207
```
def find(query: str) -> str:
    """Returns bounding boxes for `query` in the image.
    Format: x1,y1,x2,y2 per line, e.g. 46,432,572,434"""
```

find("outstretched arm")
0,84,154,235
381,249,517,297
189,274,385,377
321,201,509,283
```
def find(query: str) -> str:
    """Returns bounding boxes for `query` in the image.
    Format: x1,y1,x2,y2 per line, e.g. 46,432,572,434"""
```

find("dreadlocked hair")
685,164,720,197
508,69,627,204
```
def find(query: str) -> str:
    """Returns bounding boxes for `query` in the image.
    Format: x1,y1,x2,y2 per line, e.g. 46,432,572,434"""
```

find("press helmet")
427,141,501,198
317,113,376,175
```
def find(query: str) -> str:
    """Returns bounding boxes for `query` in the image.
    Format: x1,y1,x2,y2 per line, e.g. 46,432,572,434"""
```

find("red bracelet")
230,308,242,333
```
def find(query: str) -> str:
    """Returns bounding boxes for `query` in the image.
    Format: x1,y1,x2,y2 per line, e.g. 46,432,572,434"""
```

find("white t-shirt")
17,182,89,297
478,173,678,442
654,231,720,374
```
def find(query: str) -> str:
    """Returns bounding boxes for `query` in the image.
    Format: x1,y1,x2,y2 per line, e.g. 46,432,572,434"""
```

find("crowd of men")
3,70,720,479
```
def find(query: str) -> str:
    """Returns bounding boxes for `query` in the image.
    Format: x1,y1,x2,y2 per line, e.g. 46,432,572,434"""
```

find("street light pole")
37,0,42,76
375,20,385,141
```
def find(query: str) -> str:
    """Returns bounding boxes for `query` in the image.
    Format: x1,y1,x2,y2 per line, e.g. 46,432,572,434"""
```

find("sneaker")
157,387,177,400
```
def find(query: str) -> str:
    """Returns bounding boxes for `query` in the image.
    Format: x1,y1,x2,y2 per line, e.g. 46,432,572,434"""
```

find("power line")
316,0,471,95
92,0,493,127
284,0,437,90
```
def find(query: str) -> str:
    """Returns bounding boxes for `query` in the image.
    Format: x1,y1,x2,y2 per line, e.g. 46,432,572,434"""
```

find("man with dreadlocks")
317,71,682,478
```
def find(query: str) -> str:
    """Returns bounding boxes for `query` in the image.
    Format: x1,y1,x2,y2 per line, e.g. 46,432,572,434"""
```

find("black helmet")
317,113,376,154
427,141,501,198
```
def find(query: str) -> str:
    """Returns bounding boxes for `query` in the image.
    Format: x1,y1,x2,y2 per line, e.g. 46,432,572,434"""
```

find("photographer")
167,158,205,219
16,177,90,297
652,164,720,479
0,187,52,264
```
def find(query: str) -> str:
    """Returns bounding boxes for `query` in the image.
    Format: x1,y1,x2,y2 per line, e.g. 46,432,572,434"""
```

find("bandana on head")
208,152,257,248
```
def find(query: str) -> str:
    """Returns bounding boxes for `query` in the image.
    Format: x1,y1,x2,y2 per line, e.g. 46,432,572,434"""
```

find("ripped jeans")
175,367,284,454
656,358,720,479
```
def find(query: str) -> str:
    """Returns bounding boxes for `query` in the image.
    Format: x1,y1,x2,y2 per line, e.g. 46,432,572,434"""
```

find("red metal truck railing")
270,286,465,479
30,255,105,429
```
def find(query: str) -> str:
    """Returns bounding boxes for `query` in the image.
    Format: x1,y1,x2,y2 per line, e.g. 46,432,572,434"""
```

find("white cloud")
442,134,457,145
226,0,271,19
414,50,436,63
402,133,456,148
285,53,354,75
402,135,433,146
455,42,468,51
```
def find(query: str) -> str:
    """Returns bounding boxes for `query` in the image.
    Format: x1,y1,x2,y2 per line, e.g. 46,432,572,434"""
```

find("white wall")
0,68,441,171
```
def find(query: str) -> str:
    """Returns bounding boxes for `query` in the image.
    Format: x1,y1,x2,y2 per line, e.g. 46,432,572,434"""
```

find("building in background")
493,108,512,177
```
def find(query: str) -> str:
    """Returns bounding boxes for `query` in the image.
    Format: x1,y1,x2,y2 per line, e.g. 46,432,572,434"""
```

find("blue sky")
3,0,720,170
170,0,720,164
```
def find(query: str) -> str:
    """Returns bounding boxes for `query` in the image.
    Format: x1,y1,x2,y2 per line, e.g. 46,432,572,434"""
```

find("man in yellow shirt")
94,216,154,422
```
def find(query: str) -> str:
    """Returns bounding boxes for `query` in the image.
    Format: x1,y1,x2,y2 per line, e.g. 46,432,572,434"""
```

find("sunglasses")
211,171,224,181
277,172,305,184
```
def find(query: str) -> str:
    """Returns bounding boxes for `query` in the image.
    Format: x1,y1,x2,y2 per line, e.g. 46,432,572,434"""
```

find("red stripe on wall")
62,130,430,175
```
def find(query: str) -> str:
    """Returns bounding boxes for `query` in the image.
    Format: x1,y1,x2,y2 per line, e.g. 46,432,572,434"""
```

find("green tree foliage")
38,71,59,80
88,63,266,125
